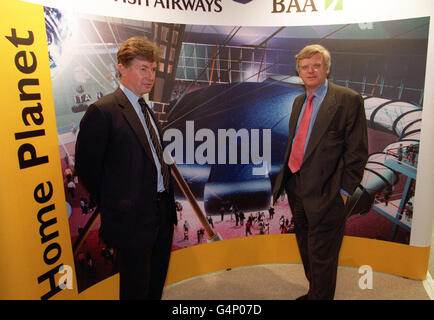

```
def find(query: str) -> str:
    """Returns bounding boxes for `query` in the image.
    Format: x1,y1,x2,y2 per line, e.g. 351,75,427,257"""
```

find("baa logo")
233,0,253,4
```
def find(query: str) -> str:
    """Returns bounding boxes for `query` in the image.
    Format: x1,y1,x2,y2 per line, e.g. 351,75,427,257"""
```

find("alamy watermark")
163,120,271,176
358,265,373,290
58,264,73,290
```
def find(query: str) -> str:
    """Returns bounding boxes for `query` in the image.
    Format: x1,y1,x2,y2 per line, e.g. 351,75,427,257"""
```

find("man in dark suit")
75,37,177,300
273,44,368,300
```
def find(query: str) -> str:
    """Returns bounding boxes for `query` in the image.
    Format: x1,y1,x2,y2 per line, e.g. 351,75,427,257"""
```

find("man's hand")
340,193,348,205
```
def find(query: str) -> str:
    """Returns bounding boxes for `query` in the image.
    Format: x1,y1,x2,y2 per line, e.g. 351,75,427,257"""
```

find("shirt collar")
308,79,328,100
120,83,141,107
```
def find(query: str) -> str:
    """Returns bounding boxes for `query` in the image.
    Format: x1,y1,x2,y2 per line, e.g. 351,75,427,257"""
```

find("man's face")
297,53,329,93
118,58,157,97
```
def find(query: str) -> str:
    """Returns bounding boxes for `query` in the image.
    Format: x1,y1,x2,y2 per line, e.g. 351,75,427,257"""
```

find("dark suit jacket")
75,88,177,249
273,81,368,228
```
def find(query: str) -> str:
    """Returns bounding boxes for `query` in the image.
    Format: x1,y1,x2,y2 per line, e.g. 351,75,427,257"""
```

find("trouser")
287,174,347,300
118,192,173,300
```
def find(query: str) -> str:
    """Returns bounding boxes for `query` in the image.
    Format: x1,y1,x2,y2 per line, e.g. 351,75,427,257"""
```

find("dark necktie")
138,98,170,191
288,94,315,173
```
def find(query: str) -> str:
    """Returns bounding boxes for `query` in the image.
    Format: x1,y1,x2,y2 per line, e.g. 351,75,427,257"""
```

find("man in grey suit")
75,37,177,300
273,44,368,300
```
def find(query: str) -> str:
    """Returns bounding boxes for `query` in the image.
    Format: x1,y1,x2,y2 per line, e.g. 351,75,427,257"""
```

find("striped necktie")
138,98,170,191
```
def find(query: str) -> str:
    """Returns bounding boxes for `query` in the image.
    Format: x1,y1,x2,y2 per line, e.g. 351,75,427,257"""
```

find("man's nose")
145,69,155,79
306,65,315,72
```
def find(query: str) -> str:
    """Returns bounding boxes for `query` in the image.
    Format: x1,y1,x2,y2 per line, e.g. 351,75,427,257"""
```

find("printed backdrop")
1,0,433,299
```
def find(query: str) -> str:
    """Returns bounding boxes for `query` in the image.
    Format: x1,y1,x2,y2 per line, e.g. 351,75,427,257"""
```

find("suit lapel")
302,82,339,164
280,93,305,168
289,94,306,143
113,88,157,168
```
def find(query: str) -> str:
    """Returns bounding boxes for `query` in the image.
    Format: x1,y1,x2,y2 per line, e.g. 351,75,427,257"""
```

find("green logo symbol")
325,0,343,11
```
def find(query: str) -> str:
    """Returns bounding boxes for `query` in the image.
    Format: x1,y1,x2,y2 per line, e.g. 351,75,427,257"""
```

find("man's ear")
117,63,126,78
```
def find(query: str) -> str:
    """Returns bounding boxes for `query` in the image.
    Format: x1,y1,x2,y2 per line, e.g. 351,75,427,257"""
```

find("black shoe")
295,294,308,300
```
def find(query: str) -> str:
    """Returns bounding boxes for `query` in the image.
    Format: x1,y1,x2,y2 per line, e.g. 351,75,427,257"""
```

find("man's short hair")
295,44,331,73
117,36,161,67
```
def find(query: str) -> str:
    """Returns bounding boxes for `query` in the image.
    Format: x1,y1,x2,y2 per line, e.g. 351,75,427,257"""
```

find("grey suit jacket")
272,81,368,228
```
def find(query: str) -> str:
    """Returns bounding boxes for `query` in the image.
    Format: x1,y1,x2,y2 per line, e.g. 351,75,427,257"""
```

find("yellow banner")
0,0,76,299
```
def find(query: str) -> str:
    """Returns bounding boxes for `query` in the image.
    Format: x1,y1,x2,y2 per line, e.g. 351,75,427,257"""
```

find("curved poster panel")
46,9,430,292
1,0,433,299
